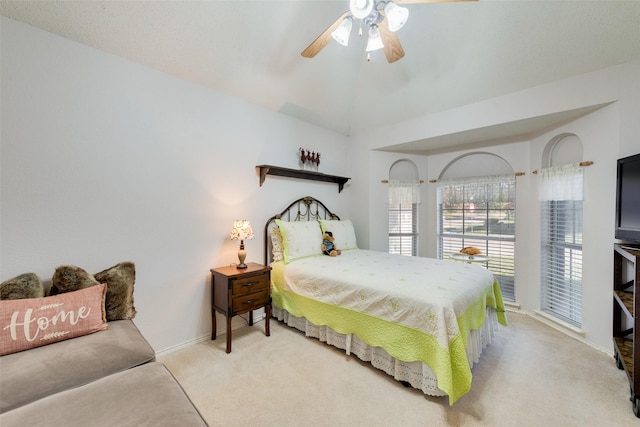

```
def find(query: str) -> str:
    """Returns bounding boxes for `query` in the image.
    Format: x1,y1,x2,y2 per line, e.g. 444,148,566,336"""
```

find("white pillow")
274,219,323,263
270,227,284,263
318,219,358,250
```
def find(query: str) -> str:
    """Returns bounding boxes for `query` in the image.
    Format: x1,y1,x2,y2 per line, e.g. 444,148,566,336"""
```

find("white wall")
0,18,350,353
350,60,640,353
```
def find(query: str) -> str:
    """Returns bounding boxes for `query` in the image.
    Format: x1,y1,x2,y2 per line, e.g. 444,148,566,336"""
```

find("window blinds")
540,201,583,326
538,163,584,327
437,174,516,301
389,203,417,256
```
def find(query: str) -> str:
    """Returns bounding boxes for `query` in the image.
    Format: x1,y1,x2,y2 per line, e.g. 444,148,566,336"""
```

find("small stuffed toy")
321,231,342,257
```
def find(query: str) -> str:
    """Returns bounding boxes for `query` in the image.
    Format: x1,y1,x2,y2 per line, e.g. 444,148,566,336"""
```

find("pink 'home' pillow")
0,283,108,356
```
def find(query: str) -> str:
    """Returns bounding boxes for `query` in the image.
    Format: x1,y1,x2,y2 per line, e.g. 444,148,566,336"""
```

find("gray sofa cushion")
0,362,208,427
0,320,155,413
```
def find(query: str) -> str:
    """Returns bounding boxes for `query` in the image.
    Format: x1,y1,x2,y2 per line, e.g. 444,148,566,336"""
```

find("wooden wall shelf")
256,165,350,193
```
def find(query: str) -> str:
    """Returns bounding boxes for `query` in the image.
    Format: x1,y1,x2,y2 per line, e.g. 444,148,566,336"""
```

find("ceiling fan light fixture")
365,24,384,52
331,16,353,46
384,2,409,32
350,0,375,20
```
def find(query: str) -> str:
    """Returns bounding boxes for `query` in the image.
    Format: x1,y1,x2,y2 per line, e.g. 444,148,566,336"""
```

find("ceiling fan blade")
301,11,350,58
379,18,405,63
393,0,477,4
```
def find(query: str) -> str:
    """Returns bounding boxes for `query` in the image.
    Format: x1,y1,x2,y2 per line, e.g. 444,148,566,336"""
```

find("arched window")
388,159,420,256
437,153,516,302
539,134,584,327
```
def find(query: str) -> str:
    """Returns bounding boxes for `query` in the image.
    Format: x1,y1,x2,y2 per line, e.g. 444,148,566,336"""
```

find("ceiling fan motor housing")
350,0,375,19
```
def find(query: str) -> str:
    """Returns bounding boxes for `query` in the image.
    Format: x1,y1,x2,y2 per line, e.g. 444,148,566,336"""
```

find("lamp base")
237,243,247,269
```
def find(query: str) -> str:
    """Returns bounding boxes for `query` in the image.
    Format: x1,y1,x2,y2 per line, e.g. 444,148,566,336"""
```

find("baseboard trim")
529,310,613,357
156,334,210,358
504,301,521,310
155,312,267,358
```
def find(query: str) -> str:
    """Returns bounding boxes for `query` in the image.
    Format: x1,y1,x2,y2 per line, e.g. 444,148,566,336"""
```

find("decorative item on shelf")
298,147,321,171
229,220,254,269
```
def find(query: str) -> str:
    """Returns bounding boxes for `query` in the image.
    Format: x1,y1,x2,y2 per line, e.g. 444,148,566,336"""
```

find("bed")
264,196,507,404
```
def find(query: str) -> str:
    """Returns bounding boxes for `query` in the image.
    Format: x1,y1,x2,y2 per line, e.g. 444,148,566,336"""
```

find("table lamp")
229,220,254,269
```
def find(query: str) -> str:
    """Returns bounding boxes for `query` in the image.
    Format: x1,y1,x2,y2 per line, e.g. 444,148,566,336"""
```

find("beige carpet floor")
159,312,637,426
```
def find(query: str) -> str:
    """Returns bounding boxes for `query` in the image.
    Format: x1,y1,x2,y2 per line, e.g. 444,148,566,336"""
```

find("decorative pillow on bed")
318,219,358,250
0,283,108,356
0,273,45,300
270,227,285,263
275,219,323,263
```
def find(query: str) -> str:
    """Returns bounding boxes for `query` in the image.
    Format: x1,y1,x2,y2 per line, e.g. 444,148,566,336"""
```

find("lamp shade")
229,220,254,241
331,16,353,46
365,24,384,52
384,2,409,32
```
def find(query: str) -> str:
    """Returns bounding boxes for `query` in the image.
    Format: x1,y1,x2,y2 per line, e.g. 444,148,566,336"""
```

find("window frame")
437,175,517,302
388,202,418,256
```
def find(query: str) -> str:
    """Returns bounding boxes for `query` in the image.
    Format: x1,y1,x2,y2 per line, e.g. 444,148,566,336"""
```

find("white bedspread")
280,249,495,349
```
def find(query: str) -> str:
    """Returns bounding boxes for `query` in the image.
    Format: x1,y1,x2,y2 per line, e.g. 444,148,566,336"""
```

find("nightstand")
210,262,271,353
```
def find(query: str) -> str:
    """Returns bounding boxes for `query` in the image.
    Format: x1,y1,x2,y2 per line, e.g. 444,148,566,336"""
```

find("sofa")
0,264,208,427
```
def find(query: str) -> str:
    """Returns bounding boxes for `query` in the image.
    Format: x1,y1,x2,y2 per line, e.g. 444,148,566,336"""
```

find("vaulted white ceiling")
2,1,640,144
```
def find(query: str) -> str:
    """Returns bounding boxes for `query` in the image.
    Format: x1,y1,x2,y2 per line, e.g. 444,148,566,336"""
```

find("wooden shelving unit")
613,244,640,417
256,165,350,193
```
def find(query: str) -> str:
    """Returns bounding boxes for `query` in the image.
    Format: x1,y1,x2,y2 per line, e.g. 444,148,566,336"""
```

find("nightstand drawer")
232,290,269,313
232,274,269,296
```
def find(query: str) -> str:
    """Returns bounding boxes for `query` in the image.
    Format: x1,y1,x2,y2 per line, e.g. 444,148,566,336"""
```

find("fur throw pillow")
94,262,137,321
50,265,100,295
51,262,137,321
0,273,45,300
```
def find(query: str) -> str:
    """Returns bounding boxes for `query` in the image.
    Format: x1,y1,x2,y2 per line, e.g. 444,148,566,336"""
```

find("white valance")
537,163,584,201
437,174,515,187
388,180,421,204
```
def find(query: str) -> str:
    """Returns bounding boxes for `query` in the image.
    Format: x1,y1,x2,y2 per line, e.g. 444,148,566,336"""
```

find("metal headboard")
264,196,340,264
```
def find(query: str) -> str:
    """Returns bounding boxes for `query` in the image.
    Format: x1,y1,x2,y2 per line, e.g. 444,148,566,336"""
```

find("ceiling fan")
301,0,477,63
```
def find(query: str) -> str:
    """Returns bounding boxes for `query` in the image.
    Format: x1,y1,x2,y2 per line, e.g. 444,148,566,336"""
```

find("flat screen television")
615,153,640,243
